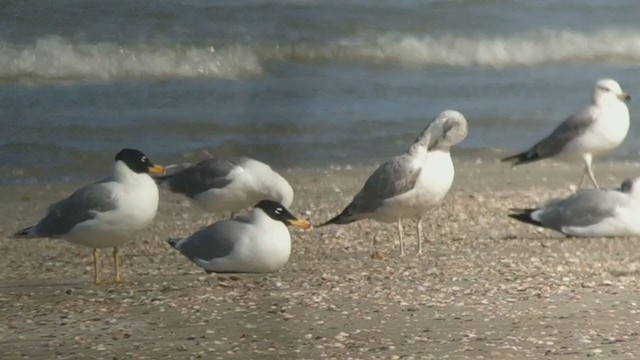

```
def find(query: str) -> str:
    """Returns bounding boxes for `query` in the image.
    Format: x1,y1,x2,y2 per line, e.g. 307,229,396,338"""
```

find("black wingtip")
508,210,542,227
167,238,180,248
153,174,170,185
319,212,358,227
13,226,34,238
501,150,541,166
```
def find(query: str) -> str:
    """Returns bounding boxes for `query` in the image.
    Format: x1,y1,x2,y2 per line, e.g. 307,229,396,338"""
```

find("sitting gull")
13,149,164,284
167,200,311,273
320,110,469,256
155,156,294,214
509,176,640,237
502,78,630,189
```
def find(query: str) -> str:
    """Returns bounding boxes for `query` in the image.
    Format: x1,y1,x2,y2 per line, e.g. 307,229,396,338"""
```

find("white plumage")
14,149,164,284
510,176,640,237
503,78,630,189
157,156,294,214
168,200,310,273
321,110,469,256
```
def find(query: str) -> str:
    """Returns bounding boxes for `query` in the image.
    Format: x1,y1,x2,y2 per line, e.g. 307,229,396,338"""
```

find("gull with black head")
320,110,469,256
13,148,164,284
167,200,311,273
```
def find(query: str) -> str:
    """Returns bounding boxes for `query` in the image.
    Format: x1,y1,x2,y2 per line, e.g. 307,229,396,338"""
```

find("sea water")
1,0,640,183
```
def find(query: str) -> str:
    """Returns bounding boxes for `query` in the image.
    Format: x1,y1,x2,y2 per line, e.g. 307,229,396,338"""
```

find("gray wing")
34,182,118,237
175,220,244,261
529,108,596,159
349,154,421,214
535,189,622,230
160,158,241,198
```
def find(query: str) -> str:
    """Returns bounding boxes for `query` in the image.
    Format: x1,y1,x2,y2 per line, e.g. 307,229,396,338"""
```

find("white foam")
266,28,640,68
0,36,263,82
3,29,640,83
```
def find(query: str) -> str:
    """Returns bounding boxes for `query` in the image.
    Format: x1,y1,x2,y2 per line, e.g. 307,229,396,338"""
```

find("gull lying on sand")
320,110,469,256
14,149,164,284
167,200,311,273
155,156,294,214
509,176,640,237
502,78,630,189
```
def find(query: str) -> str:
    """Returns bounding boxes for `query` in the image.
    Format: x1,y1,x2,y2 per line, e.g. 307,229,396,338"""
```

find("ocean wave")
0,36,263,83
2,29,639,84
264,29,640,68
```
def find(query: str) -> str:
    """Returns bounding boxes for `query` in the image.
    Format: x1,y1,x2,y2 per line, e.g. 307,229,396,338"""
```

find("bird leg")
578,153,599,189
113,247,122,283
397,219,405,256
370,226,384,260
586,163,600,189
417,218,424,255
93,248,101,285
577,170,587,189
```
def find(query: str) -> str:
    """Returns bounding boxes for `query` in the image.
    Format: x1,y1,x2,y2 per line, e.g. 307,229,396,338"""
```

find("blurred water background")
2,0,640,183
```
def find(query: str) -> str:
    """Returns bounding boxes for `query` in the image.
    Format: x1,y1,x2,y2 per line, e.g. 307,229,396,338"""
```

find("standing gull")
155,156,294,214
509,176,640,237
13,149,164,284
320,110,469,256
502,78,630,189
167,200,311,273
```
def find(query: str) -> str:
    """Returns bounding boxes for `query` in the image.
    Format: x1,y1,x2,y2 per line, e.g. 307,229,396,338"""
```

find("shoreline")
2,160,640,358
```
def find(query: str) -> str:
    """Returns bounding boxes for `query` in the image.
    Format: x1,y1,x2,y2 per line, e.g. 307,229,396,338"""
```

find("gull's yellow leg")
397,219,405,256
417,218,424,255
93,248,101,285
113,247,122,283
586,163,600,189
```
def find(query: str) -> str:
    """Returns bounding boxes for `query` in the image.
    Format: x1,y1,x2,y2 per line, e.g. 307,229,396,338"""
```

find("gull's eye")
275,208,283,215
598,86,610,92
141,156,147,163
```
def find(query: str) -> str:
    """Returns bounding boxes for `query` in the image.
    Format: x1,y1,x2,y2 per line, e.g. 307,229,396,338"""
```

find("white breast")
375,150,454,222
199,211,292,273
66,173,159,248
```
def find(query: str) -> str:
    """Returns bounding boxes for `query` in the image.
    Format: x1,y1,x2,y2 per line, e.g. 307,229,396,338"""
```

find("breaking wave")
266,28,640,68
0,36,263,83
2,29,639,83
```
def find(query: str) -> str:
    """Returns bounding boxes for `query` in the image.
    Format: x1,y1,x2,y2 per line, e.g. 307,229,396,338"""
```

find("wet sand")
3,154,640,359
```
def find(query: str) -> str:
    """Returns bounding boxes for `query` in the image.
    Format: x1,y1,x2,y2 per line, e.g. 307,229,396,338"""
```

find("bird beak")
287,218,312,230
619,92,631,102
148,164,165,176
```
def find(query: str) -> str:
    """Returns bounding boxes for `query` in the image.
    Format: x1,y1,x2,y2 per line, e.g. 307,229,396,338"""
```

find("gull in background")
167,200,311,273
320,110,469,256
502,78,630,189
155,156,294,215
13,149,165,284
509,176,640,237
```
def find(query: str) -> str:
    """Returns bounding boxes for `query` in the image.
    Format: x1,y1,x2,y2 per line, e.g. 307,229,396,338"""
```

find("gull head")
593,78,630,104
414,110,468,151
620,176,640,197
255,200,311,229
115,148,165,176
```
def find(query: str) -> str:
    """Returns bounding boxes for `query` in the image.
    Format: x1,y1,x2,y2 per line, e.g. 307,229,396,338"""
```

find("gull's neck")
408,130,430,157
593,93,624,108
249,208,273,224
113,161,139,183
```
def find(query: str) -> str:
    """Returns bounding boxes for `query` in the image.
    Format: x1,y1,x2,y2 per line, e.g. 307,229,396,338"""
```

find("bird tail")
153,174,171,186
501,150,540,166
507,209,542,227
12,226,37,239
319,207,359,227
166,238,181,249
153,163,194,186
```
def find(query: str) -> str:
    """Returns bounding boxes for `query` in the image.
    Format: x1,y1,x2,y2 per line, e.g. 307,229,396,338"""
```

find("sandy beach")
3,154,640,359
